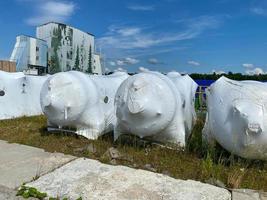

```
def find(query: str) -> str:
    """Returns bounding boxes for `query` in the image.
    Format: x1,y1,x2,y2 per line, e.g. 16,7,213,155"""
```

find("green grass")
0,115,266,191
16,184,82,200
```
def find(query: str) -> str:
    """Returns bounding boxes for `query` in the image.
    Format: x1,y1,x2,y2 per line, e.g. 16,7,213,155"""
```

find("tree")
86,45,93,73
49,27,62,73
74,46,80,71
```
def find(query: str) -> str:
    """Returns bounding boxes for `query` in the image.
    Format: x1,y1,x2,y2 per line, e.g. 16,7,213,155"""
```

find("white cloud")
25,0,75,26
245,67,265,75
116,60,124,66
188,60,200,66
127,5,155,11
250,7,267,16
115,67,127,72
212,69,226,75
125,57,139,65
97,16,221,51
187,15,222,30
139,67,150,72
109,57,139,67
117,27,141,36
242,63,254,68
105,67,110,72
147,58,160,64
129,46,189,58
109,61,116,66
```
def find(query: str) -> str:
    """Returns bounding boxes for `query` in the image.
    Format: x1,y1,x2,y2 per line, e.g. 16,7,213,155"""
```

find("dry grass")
0,115,266,191
227,168,246,189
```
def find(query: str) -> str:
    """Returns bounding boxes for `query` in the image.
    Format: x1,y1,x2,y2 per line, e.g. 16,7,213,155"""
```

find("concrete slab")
0,185,36,200
28,158,231,200
0,140,76,189
232,189,267,200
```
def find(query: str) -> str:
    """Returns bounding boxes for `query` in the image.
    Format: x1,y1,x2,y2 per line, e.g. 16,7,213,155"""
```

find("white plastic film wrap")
167,72,198,139
203,76,267,160
114,71,198,146
0,71,48,120
40,71,129,140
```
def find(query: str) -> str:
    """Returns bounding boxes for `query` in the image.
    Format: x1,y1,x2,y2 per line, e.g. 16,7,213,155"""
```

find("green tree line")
190,72,267,81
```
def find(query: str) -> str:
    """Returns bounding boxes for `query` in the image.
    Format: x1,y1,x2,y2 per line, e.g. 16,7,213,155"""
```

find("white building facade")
10,35,48,74
37,22,102,74
93,54,102,74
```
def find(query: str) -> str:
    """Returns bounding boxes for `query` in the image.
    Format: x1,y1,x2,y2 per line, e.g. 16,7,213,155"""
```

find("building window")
67,51,73,59
36,47,39,51
70,51,73,59
36,56,39,61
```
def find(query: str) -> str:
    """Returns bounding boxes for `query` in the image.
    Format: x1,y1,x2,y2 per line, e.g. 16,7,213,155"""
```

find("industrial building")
9,22,103,75
0,60,16,72
37,22,102,74
10,35,48,75
93,53,102,74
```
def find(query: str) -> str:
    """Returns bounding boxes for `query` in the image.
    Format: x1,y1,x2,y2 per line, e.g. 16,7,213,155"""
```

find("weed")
16,184,47,199
16,184,82,200
227,167,246,188
202,152,214,177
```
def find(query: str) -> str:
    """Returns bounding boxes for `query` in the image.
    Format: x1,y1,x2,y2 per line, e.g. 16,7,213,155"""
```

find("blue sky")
1,0,267,74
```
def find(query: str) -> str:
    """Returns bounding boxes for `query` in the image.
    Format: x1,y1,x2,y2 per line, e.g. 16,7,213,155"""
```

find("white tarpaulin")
0,71,48,120
203,76,267,160
114,71,198,146
40,71,129,140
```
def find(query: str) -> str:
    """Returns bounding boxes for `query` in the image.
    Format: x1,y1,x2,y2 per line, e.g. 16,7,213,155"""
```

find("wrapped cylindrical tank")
114,71,198,146
203,76,267,160
40,71,129,140
0,71,48,120
167,72,198,138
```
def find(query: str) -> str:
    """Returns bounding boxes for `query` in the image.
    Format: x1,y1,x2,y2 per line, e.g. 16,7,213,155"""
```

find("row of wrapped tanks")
0,70,267,160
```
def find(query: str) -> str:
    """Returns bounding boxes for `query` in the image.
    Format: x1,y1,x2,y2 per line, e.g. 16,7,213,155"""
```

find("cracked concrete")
0,140,75,190
28,158,231,200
